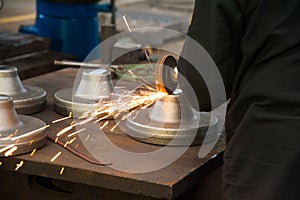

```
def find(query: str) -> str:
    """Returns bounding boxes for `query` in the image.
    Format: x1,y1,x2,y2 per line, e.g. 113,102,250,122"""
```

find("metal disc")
126,109,219,146
155,55,178,94
11,85,47,114
54,88,113,118
0,115,47,156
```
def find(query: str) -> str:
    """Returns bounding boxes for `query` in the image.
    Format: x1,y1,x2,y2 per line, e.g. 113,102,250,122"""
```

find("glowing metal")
30,148,37,156
51,151,62,162
5,146,18,157
67,128,86,138
15,160,24,170
60,167,65,175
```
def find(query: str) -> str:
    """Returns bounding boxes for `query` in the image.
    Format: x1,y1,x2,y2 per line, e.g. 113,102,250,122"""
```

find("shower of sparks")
30,149,37,157
63,141,68,148
99,121,109,129
85,134,90,142
57,125,74,137
15,160,24,171
68,137,77,145
51,151,62,162
11,125,50,142
0,144,15,153
5,129,19,139
144,49,154,70
55,137,59,143
122,15,132,32
67,128,86,138
110,121,121,132
52,112,72,124
60,167,65,175
62,86,168,134
5,146,18,157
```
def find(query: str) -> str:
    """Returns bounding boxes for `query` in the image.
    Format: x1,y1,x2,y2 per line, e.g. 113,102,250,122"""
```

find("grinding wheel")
155,55,178,94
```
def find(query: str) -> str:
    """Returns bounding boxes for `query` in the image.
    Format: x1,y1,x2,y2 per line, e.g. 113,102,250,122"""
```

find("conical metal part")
54,68,114,118
126,91,218,146
0,65,47,114
0,95,47,157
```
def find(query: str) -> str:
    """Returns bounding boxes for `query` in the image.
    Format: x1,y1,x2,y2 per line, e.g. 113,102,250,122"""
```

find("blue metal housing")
20,0,112,60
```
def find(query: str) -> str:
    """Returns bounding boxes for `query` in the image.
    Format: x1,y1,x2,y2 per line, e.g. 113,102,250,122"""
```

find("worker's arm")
178,0,244,111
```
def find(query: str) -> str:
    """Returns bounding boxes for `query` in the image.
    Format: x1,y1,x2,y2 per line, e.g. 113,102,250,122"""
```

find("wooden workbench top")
0,68,224,200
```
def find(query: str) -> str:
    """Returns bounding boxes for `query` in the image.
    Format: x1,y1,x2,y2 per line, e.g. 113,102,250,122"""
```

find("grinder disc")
155,55,178,94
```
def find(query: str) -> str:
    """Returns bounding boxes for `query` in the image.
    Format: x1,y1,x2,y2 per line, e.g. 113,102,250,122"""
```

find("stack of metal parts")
0,95,47,156
54,68,114,118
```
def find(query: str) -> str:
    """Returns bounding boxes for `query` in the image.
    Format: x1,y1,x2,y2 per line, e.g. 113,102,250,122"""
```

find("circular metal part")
75,68,113,101
54,88,102,118
0,65,47,114
126,93,219,146
54,68,114,118
0,95,47,157
155,55,178,94
148,89,196,124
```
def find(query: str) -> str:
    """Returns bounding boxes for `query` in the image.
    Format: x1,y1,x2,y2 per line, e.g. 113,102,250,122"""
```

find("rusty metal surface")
0,68,225,199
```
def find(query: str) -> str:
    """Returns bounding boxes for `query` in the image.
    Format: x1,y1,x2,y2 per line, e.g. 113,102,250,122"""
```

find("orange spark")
15,160,24,171
68,137,77,145
5,146,18,157
51,152,62,162
99,121,109,129
60,167,65,175
57,125,74,137
30,149,37,157
52,112,72,123
85,134,90,142
0,144,15,153
67,128,86,138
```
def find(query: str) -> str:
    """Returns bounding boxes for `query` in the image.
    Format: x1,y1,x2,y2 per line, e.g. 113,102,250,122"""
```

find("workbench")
0,68,224,200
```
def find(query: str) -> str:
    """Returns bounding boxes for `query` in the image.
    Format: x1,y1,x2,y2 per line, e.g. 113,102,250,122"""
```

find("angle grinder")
155,55,178,94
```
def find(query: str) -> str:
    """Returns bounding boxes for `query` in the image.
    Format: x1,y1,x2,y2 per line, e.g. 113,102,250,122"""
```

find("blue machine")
20,0,113,60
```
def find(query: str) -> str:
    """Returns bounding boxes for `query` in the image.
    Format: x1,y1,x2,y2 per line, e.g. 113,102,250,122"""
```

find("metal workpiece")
126,91,219,146
54,68,114,117
75,68,113,101
0,65,47,114
155,55,178,94
0,95,47,157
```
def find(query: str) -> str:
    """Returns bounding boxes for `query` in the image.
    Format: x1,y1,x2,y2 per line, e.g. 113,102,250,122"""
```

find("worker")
178,0,300,199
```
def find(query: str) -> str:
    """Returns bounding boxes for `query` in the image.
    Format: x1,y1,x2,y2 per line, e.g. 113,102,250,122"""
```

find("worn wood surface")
0,68,225,199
